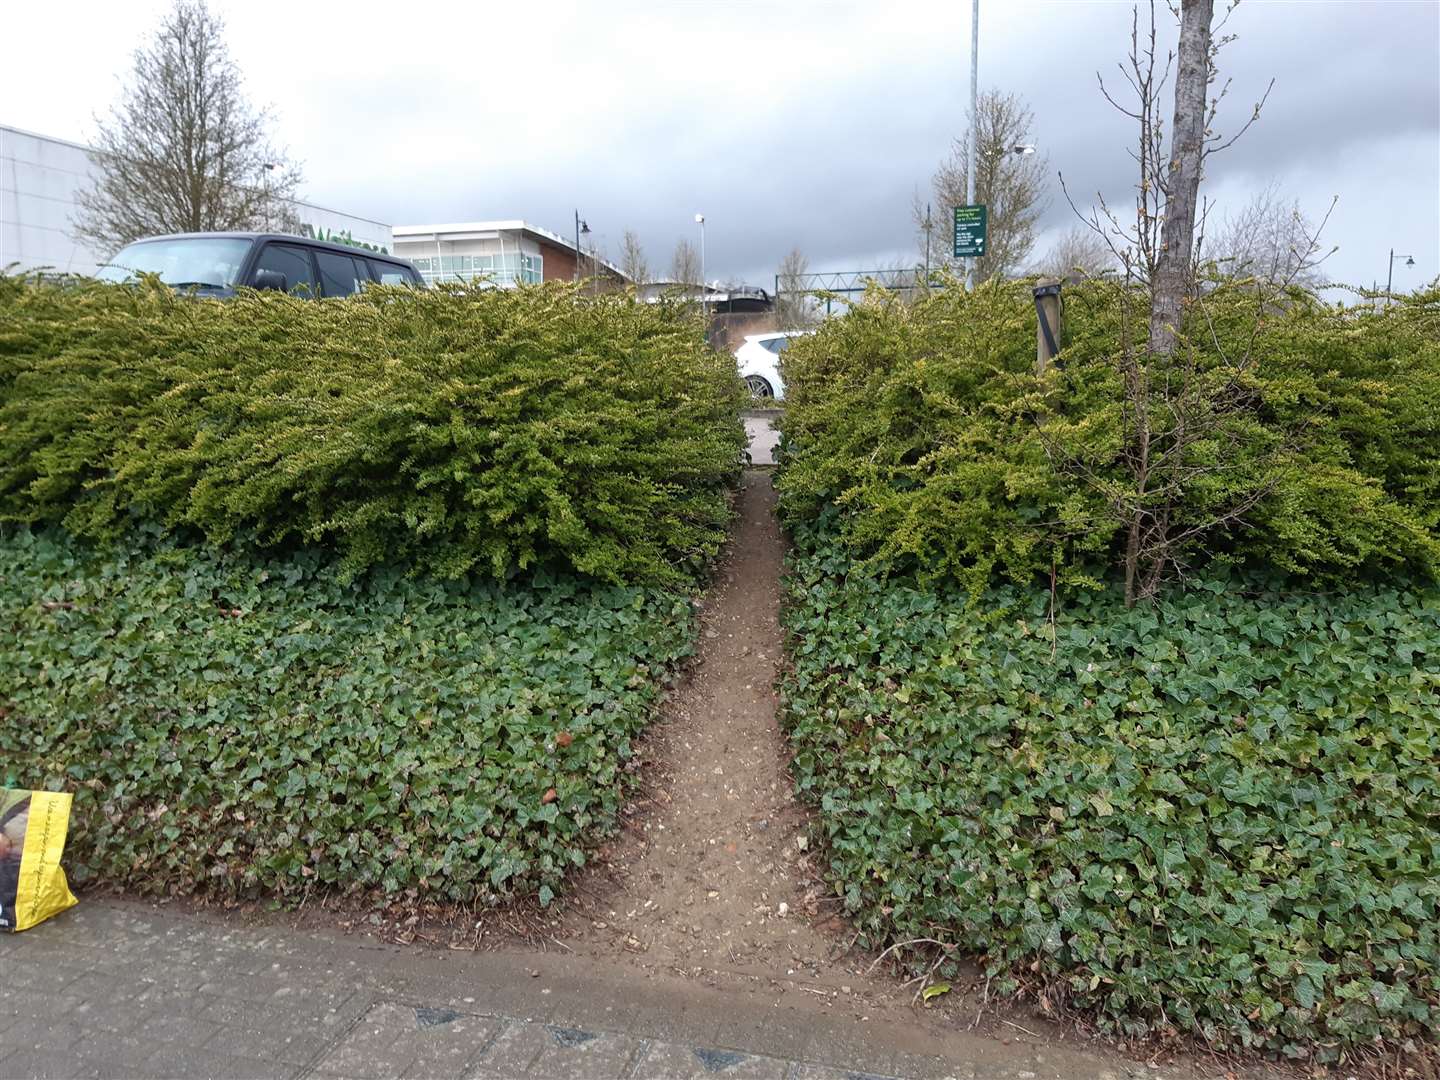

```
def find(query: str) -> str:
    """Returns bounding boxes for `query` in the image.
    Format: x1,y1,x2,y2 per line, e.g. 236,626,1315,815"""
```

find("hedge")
0,274,747,587
0,526,695,904
781,526,1440,1058
775,278,1440,593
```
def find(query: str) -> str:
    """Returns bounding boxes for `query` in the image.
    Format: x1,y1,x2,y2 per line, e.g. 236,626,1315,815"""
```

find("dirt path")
561,470,851,985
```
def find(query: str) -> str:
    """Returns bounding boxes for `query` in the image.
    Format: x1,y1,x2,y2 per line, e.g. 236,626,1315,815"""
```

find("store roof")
393,220,628,280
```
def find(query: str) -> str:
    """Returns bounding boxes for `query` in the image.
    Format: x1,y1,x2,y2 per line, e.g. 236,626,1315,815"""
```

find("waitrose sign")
298,224,389,255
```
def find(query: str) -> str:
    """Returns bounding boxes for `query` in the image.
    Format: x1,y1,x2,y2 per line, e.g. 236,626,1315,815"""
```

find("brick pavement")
0,900,1176,1080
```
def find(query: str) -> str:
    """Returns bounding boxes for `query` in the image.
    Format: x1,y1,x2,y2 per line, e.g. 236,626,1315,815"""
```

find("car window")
761,337,791,354
368,259,415,286
97,237,252,289
315,251,368,297
250,244,318,296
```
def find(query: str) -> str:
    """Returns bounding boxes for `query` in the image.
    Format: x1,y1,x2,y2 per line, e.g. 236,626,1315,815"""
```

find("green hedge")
781,528,1439,1057
1,527,695,904
0,275,747,586
776,279,1440,593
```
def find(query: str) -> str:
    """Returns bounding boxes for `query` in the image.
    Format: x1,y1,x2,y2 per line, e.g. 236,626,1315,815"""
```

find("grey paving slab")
312,1001,503,1080
139,1043,292,1080
633,1040,791,1079
462,1023,645,1077
743,411,781,467
0,900,1191,1080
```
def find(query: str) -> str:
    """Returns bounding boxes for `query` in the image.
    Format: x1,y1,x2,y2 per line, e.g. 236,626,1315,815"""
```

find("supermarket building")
391,221,626,288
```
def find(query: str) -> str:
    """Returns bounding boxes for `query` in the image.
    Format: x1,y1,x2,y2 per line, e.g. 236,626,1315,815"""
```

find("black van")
96,232,424,297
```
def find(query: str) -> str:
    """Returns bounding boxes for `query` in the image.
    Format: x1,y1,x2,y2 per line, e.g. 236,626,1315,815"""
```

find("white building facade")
393,221,626,289
1,124,393,275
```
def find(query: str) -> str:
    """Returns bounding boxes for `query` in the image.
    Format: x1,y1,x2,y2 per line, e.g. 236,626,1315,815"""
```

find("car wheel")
744,374,774,398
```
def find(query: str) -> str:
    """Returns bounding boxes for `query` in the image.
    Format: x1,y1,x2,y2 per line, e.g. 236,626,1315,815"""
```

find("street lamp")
694,213,706,310
964,0,978,292
262,162,277,233
1385,248,1416,306
574,211,590,282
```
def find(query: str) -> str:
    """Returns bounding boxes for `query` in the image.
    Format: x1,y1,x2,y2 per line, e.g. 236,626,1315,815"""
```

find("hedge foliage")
0,275,747,586
0,526,695,904
776,279,1440,593
781,528,1440,1057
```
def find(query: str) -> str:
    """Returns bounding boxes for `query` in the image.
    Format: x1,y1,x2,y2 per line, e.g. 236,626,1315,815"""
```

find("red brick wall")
539,239,578,282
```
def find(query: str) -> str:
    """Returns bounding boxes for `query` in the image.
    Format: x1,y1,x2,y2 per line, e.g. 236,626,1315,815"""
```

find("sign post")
953,204,988,261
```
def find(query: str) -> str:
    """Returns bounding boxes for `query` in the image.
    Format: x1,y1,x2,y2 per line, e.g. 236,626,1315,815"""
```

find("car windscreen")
96,237,253,289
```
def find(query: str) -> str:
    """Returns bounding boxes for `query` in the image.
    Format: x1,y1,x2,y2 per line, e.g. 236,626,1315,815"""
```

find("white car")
735,331,809,401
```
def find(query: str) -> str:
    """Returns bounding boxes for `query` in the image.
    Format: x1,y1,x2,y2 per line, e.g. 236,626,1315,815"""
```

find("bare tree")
1200,182,1330,286
619,229,649,284
670,238,701,286
1054,1,1287,606
775,247,819,327
74,0,302,254
1031,227,1118,281
916,90,1048,282
1146,0,1216,355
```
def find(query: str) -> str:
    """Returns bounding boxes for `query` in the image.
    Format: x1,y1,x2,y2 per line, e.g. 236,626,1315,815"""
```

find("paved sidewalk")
0,900,1165,1080
742,411,780,467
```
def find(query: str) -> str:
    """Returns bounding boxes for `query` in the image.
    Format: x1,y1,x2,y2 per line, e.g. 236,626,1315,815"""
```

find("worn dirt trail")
560,470,855,987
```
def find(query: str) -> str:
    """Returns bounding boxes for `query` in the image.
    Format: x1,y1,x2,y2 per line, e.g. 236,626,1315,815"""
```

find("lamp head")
695,213,705,224
1406,256,1416,267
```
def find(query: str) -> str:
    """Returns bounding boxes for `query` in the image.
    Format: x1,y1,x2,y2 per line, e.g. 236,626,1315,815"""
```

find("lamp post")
573,211,590,282
923,203,933,284
1385,248,1415,307
262,162,277,233
964,0,979,291
694,213,706,311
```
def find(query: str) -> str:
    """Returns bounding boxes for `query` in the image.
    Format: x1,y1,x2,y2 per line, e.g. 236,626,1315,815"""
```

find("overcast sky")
7,0,1438,290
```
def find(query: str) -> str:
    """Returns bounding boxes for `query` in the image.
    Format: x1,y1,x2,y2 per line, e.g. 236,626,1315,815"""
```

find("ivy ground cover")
780,531,1439,1057
0,527,696,905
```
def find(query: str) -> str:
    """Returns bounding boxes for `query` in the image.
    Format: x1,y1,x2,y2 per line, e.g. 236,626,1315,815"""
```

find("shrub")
0,526,695,904
0,275,747,587
775,278,1440,593
781,527,1440,1057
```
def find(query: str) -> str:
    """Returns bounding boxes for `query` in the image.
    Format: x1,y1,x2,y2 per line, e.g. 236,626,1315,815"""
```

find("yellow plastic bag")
0,789,78,932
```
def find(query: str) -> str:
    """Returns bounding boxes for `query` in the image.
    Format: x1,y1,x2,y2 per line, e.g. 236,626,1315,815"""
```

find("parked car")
734,330,810,400
96,232,424,296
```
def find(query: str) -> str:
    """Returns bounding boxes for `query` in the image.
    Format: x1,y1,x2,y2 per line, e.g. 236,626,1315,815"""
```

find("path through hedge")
550,472,1240,1078
562,470,860,984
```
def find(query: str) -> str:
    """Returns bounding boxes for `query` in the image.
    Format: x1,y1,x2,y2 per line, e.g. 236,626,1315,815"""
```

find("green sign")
953,204,988,258
298,224,389,255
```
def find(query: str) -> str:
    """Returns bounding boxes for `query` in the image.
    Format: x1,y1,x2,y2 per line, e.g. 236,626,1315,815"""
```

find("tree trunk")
1148,0,1214,357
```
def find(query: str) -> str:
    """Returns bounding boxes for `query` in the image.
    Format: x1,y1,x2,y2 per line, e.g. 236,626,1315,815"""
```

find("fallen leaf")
922,982,951,1002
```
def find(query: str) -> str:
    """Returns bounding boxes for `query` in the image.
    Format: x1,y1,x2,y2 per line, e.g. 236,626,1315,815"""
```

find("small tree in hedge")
1055,0,1344,605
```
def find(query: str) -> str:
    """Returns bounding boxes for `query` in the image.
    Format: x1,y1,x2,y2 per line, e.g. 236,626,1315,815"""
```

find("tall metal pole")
924,202,932,282
696,213,706,313
965,0,979,291
1385,247,1395,301
574,211,582,282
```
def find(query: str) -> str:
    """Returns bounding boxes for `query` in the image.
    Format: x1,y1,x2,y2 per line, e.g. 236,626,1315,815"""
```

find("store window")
412,250,543,287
